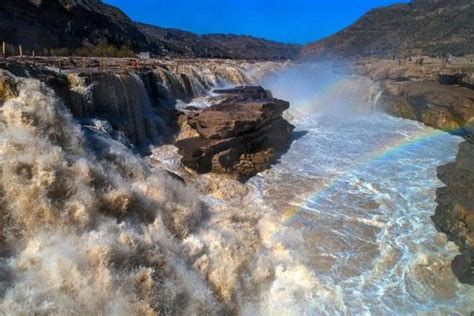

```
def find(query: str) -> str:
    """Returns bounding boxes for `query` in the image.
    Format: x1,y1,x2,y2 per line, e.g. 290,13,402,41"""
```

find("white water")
230,65,474,313
1,62,473,314
242,112,473,314
161,63,474,314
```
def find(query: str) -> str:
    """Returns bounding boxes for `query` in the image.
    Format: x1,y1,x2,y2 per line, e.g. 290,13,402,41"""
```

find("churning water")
244,112,473,314
1,62,473,314
231,65,474,314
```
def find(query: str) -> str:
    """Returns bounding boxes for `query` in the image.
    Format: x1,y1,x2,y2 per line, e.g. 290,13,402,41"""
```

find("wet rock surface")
434,139,474,284
379,80,474,132
355,58,474,285
175,86,295,180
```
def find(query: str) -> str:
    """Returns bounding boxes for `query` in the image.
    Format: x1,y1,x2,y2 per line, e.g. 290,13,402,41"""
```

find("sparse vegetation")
74,43,135,58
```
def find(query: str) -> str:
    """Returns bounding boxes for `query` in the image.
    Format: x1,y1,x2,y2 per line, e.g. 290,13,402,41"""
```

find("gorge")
0,0,473,314
0,56,473,314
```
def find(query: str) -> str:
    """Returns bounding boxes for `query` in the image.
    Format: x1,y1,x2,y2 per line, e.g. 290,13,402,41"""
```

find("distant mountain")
137,23,301,60
0,0,301,60
301,0,474,59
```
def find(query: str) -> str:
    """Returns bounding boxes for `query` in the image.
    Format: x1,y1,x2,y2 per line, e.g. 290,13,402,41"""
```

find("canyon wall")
355,58,474,284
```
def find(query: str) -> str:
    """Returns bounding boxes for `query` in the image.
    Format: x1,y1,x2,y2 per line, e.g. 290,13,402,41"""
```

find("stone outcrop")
379,80,474,132
353,58,474,133
175,86,294,180
434,138,474,284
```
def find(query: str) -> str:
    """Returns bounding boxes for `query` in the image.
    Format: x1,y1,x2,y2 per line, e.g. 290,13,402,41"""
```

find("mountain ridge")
0,0,301,60
301,0,474,59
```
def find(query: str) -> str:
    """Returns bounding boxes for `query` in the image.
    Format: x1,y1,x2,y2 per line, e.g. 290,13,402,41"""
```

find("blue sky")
105,0,410,44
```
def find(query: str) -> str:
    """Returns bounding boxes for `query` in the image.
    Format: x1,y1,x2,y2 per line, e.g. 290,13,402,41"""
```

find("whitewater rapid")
150,63,474,314
1,62,472,314
242,112,473,314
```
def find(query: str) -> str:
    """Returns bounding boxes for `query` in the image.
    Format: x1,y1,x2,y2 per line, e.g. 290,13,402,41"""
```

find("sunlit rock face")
379,81,474,131
175,86,294,179
301,0,474,59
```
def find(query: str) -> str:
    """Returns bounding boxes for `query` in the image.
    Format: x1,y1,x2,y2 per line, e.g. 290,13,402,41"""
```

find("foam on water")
2,62,473,314
243,112,473,314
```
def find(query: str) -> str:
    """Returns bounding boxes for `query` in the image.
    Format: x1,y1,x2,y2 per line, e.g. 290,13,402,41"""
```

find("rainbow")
280,123,465,222
259,72,467,248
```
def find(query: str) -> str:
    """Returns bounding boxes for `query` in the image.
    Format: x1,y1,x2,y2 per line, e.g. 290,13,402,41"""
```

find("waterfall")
0,75,219,314
65,60,287,147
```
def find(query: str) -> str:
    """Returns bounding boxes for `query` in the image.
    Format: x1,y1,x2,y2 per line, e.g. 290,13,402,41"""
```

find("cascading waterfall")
1,60,472,315
0,75,219,314
153,62,474,314
66,60,284,148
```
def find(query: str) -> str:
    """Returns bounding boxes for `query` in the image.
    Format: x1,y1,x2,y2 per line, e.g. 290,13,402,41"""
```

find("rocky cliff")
434,139,474,284
0,0,300,60
0,59,292,180
354,57,474,284
301,0,474,59
175,86,294,180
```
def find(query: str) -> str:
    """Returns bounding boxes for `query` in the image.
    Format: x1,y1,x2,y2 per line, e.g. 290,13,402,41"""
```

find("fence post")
32,50,36,66
2,41,5,58
19,45,23,58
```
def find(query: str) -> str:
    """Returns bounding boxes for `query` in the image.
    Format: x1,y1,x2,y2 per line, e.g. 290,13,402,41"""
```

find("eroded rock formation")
434,133,474,284
380,81,474,132
175,86,294,180
353,58,474,285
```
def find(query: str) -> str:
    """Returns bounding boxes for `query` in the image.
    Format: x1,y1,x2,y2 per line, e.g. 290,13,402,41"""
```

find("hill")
137,23,301,60
0,0,300,60
301,0,474,59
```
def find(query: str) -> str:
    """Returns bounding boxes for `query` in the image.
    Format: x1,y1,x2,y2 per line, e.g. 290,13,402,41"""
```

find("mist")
260,62,383,119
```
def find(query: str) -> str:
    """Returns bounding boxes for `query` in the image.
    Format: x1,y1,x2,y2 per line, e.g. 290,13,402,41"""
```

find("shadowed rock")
175,86,294,180
434,140,474,284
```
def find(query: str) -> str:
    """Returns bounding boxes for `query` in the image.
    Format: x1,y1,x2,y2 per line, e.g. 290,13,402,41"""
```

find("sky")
104,0,410,45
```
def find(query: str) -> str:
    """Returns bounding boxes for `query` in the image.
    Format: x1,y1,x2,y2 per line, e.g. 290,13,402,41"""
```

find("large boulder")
175,86,294,180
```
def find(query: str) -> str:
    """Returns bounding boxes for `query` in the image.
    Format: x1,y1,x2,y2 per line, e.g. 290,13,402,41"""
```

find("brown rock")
0,75,17,103
175,86,294,180
380,80,474,132
433,141,474,284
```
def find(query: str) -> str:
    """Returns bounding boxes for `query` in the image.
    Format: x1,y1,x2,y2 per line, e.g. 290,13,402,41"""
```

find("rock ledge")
175,86,294,180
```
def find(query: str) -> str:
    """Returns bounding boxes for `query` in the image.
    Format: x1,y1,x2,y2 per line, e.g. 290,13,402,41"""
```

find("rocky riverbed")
354,57,474,285
0,58,473,313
